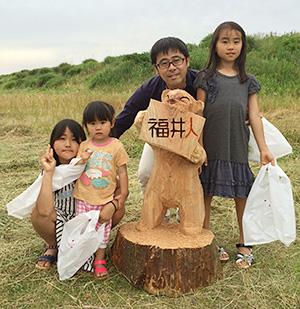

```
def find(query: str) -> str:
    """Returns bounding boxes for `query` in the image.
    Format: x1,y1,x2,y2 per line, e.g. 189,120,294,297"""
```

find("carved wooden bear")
134,89,206,235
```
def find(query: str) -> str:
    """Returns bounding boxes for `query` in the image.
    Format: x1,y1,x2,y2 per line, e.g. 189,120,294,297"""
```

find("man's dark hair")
150,37,189,65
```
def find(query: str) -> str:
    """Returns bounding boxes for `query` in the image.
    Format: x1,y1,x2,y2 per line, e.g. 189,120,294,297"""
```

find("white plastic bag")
248,117,292,162
6,158,84,219
57,210,105,280
243,163,296,246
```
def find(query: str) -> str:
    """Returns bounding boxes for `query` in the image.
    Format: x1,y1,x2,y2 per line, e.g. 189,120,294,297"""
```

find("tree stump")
111,222,221,297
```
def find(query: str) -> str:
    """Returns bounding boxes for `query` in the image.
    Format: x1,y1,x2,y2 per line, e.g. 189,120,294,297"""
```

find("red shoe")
93,259,108,279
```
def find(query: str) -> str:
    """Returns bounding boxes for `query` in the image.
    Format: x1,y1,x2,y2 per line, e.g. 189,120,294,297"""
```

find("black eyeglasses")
156,56,185,69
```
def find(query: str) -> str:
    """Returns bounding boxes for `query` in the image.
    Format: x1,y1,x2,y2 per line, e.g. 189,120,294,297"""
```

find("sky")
0,0,299,75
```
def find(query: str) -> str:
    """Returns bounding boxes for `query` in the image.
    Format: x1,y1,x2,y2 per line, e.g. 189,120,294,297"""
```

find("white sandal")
235,243,254,269
218,246,229,262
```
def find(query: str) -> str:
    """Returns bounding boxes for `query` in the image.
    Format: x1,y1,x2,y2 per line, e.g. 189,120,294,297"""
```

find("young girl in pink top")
73,101,129,278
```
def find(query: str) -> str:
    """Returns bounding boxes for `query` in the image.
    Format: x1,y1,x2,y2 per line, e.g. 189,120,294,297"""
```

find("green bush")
2,76,26,89
247,35,259,52
200,34,213,48
246,33,300,95
89,63,131,89
44,75,66,88
23,76,39,88
82,58,97,64
89,53,152,89
14,70,30,79
65,66,82,77
122,52,150,65
189,47,209,70
54,63,73,75
38,67,53,74
3,80,18,90
80,61,99,73
35,73,58,88
28,68,41,76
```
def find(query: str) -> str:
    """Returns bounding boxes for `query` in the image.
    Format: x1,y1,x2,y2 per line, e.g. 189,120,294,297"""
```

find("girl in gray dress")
194,21,274,269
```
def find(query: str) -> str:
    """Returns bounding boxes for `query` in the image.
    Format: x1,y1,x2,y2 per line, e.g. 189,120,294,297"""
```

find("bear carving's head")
161,89,204,115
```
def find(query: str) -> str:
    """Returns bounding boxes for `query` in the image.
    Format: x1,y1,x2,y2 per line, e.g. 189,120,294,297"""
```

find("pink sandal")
93,259,108,279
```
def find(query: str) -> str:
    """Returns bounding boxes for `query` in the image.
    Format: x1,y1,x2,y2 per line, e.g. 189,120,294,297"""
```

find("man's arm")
112,76,163,138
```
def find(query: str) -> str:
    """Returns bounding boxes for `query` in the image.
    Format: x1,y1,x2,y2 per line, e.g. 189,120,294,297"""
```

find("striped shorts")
76,199,112,249
55,183,93,272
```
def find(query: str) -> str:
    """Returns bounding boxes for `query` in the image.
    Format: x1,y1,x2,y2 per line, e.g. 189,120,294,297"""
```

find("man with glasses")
112,37,198,191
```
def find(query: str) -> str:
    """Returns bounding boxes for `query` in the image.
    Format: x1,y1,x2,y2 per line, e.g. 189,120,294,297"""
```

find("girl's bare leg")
203,196,213,229
99,200,125,228
93,248,108,278
234,197,253,268
112,207,125,227
234,197,247,244
31,207,57,268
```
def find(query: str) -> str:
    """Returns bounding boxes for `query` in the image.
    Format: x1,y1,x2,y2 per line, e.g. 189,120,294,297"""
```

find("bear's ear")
191,99,205,115
161,89,170,102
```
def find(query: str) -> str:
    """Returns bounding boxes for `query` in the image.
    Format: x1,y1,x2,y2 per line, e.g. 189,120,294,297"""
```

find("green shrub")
14,70,30,79
81,61,99,73
3,80,18,90
54,63,73,75
89,53,152,89
82,58,97,64
246,33,300,96
35,73,58,88
38,67,53,74
44,75,66,88
65,66,82,77
189,47,209,70
247,35,259,52
23,76,39,88
122,52,150,65
103,56,116,65
28,68,41,76
200,34,213,48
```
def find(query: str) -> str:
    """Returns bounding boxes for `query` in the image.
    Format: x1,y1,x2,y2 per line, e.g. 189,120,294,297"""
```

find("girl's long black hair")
50,119,86,165
204,21,248,83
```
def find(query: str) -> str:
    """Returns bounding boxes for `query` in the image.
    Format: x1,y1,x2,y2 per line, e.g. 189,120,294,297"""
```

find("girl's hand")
260,149,275,166
40,145,56,173
79,148,93,164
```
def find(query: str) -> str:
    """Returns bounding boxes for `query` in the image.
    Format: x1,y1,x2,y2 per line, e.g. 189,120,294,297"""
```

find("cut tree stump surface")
116,221,214,248
112,222,220,296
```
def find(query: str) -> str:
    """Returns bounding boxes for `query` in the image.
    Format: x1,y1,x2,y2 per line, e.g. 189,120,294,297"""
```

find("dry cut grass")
0,92,299,308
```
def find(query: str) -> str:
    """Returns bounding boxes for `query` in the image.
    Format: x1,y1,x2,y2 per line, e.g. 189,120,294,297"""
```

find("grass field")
0,91,299,308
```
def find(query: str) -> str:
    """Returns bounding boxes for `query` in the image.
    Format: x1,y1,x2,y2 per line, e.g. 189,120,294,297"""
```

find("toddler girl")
73,101,129,278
